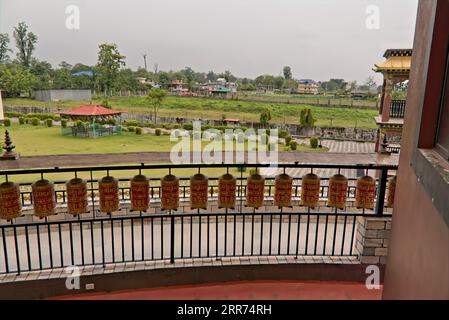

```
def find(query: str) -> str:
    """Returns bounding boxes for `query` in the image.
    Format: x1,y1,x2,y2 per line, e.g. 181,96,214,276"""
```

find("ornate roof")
374,49,412,74
59,105,123,116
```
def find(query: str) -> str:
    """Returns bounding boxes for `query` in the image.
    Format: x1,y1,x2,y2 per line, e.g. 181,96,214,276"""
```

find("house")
297,79,319,94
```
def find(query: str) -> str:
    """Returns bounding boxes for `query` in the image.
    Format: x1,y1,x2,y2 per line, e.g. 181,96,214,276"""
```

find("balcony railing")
389,99,406,118
0,163,396,275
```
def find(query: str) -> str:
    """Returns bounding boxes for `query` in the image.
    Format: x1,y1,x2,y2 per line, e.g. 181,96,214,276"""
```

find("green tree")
13,22,38,68
0,63,37,96
260,108,272,127
283,66,292,79
0,33,11,63
300,108,316,128
96,43,126,95
29,59,53,90
147,88,167,124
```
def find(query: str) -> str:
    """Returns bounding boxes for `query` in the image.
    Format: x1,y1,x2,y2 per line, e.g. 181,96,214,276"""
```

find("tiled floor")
51,280,383,300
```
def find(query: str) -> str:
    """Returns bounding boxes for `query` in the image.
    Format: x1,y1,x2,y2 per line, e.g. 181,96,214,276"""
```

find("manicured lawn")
4,95,378,128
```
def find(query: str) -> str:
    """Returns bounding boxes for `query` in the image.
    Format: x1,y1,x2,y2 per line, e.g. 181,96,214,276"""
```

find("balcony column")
355,216,392,264
381,77,393,122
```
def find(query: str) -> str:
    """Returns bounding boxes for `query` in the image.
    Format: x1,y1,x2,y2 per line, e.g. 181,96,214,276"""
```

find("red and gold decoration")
274,173,293,208
190,173,208,210
0,182,22,220
301,173,320,209
327,174,348,210
218,173,236,209
355,175,376,210
66,178,88,215
386,175,397,208
99,176,119,213
130,174,149,212
32,179,56,218
161,174,179,211
246,173,265,209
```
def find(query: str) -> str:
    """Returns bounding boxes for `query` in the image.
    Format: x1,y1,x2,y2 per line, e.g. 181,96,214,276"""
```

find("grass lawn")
4,95,378,129
2,124,326,157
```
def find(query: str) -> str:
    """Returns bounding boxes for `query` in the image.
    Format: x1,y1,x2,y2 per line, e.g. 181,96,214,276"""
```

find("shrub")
127,126,136,132
76,120,84,127
46,119,53,127
3,118,11,126
182,123,193,131
155,128,162,136
279,129,289,139
289,140,298,150
4,111,22,118
285,135,292,145
121,127,128,132
107,118,117,125
124,120,140,127
237,166,247,173
135,127,143,135
31,118,40,126
310,137,319,149
18,117,25,125
24,118,32,124
61,119,68,128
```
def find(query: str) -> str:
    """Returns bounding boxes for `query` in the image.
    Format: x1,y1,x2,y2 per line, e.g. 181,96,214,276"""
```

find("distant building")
34,89,92,102
200,78,238,98
297,79,319,95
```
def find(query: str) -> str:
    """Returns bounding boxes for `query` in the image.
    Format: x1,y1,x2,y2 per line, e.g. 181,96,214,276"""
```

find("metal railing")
0,163,396,275
390,100,406,118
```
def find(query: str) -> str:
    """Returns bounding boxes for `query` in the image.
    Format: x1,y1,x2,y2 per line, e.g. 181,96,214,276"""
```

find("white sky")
0,0,418,84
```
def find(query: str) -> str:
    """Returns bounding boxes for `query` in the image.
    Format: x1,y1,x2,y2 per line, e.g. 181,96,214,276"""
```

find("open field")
4,96,378,128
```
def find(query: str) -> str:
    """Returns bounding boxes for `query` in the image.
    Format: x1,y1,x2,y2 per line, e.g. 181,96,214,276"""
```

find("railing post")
375,167,388,216
170,212,175,264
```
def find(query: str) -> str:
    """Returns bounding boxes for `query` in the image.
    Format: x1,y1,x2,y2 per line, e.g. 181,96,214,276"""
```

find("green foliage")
96,43,126,94
260,108,272,126
101,99,111,109
0,63,37,96
135,127,142,135
285,135,292,145
3,118,11,126
0,33,11,63
289,140,298,150
76,120,84,127
18,117,25,125
46,118,53,127
107,118,116,125
300,108,316,128
249,168,260,175
155,128,162,136
13,22,37,68
283,66,292,80
61,119,68,128
310,137,319,149
31,118,40,126
182,123,193,131
147,88,167,124
278,129,289,139
127,126,136,132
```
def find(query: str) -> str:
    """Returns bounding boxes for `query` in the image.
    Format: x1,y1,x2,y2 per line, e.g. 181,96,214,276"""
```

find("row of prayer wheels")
0,173,397,221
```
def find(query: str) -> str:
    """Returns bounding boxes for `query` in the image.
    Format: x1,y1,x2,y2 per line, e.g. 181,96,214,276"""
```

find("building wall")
383,0,449,299
34,90,92,102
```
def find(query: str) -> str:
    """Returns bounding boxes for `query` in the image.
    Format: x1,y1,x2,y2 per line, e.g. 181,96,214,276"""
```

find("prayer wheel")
161,174,179,211
386,175,397,208
190,173,208,210
327,174,348,210
32,179,56,218
0,182,22,220
355,175,376,210
218,173,236,209
246,173,265,208
130,174,149,212
274,173,293,208
66,178,88,216
301,173,320,209
99,176,119,213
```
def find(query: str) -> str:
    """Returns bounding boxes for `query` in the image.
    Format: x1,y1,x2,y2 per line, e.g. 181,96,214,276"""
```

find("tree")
96,43,126,95
147,88,167,124
260,109,272,127
0,33,11,63
274,76,285,90
283,66,292,80
13,22,38,68
300,108,316,129
0,63,37,96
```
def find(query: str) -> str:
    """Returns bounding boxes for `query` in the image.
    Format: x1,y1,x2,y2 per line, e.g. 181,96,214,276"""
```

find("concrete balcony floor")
50,280,382,300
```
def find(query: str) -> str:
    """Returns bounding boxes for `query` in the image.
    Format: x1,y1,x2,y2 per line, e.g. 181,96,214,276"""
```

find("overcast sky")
0,0,418,84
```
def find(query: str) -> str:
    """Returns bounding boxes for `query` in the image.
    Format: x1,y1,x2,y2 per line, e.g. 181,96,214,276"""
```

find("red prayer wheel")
218,173,236,209
301,173,320,209
66,178,88,216
32,179,56,218
246,173,265,208
161,174,179,211
327,174,348,210
99,176,119,213
0,182,22,220
130,174,149,212
190,173,208,210
355,175,376,210
386,175,397,208
274,173,293,208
